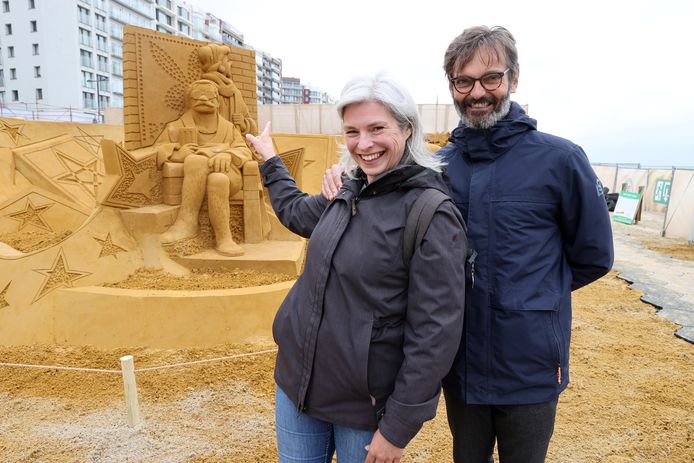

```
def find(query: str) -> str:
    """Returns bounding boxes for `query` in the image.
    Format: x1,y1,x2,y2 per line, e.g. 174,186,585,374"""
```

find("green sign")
613,191,642,224
653,179,671,205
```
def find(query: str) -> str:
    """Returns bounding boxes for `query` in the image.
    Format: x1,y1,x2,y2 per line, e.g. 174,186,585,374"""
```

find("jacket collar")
341,164,441,199
448,101,537,161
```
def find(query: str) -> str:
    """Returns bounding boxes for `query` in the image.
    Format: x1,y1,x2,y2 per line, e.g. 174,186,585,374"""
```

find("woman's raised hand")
245,121,277,162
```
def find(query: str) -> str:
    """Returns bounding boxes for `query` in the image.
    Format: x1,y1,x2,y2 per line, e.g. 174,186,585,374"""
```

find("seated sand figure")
155,79,252,256
198,44,258,139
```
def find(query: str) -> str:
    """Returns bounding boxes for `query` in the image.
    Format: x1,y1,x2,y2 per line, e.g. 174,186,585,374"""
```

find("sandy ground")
1,215,693,462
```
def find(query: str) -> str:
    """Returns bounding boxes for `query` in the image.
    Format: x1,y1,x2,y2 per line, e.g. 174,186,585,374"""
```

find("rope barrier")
0,363,121,374
0,348,277,374
135,348,278,372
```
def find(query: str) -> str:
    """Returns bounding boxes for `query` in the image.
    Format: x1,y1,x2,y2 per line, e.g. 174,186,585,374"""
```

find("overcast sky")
192,0,693,167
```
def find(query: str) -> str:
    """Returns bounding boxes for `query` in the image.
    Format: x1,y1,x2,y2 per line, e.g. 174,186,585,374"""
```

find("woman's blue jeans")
275,387,374,463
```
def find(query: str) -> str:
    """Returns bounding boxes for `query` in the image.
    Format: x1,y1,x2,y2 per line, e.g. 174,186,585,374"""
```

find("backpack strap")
403,188,451,265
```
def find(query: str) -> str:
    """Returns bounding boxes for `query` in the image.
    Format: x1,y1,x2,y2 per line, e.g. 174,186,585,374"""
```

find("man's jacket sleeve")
560,146,614,290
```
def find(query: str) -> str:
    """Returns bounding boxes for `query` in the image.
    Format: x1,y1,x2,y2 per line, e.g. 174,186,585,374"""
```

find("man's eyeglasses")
449,69,510,94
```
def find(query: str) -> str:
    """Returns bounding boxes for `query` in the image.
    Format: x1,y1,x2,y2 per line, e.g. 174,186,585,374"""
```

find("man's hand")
321,164,344,200
209,153,231,173
364,430,403,463
245,122,276,162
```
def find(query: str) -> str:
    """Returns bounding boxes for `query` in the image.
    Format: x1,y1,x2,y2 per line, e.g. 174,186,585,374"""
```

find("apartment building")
281,76,335,105
255,48,280,105
0,0,250,120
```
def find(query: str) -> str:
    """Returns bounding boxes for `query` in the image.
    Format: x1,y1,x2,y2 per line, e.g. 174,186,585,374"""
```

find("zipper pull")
557,364,562,384
467,249,478,288
351,198,357,216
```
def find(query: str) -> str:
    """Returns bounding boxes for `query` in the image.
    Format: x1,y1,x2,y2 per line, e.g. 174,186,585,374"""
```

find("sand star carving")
33,249,90,302
0,281,10,309
54,149,104,198
107,144,160,205
0,120,28,145
7,198,54,232
126,168,156,199
93,233,127,259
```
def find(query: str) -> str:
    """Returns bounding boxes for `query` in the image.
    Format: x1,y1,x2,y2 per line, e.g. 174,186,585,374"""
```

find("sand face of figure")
198,44,258,139
156,80,252,256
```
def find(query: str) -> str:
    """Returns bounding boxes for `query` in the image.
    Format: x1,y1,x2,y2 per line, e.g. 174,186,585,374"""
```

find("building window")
95,13,106,32
2,1,9,13
78,6,90,25
83,91,95,109
177,21,189,35
28,0,35,9
12,89,18,101
79,28,91,46
35,88,42,100
30,20,37,32
97,55,108,72
32,43,38,55
111,40,122,57
9,67,16,79
156,10,172,26
80,49,93,68
96,34,107,52
34,65,40,77
96,74,108,91
177,6,189,19
111,58,122,76
5,23,11,35
0,70,4,87
82,70,94,88
99,94,109,109
0,91,4,102
7,45,13,57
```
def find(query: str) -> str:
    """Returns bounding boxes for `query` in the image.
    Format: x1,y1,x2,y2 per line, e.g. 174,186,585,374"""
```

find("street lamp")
86,75,109,123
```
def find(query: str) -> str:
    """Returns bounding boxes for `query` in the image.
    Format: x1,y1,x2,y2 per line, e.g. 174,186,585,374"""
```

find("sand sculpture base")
52,281,294,349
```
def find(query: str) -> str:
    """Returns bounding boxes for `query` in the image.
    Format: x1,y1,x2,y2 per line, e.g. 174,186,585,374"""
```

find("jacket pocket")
490,290,564,391
492,287,560,312
367,316,405,404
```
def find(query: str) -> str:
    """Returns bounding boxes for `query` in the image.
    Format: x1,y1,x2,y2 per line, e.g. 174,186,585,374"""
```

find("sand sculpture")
0,26,343,348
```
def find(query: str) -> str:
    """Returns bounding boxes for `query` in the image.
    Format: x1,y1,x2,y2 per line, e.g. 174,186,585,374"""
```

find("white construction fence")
592,163,694,241
257,103,459,135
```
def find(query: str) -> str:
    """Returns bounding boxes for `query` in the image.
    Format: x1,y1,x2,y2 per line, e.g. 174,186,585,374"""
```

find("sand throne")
161,151,264,244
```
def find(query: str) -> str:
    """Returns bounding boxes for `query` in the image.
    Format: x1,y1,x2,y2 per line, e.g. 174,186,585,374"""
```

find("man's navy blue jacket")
440,102,614,404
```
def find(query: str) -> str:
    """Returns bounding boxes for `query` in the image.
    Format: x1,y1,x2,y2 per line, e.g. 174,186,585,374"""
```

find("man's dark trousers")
444,389,559,463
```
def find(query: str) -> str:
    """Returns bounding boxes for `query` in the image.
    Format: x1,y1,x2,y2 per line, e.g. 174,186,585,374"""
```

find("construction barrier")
592,163,694,241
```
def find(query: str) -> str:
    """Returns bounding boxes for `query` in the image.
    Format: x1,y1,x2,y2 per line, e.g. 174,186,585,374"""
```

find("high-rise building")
255,48,281,105
280,76,302,104
0,0,249,121
281,76,334,105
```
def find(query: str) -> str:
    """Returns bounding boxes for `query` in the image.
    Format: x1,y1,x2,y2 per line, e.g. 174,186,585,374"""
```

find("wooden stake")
120,355,141,427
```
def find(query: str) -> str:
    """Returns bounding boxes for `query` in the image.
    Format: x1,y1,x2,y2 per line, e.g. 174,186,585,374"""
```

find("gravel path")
611,211,694,342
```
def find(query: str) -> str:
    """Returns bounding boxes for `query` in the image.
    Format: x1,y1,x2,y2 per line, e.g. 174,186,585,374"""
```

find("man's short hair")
443,26,519,81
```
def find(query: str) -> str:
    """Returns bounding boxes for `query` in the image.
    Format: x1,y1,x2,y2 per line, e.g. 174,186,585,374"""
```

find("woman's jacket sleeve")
259,156,330,238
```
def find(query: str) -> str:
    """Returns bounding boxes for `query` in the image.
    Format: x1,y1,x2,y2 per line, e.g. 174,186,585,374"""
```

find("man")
155,79,252,256
438,26,614,462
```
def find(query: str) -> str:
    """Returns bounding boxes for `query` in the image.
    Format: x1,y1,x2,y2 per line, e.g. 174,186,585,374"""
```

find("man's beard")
455,90,512,129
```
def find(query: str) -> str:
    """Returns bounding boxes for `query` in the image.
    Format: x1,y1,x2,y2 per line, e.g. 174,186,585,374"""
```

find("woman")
246,73,466,463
